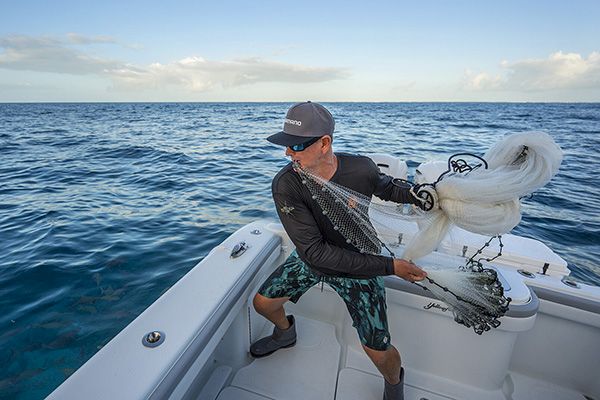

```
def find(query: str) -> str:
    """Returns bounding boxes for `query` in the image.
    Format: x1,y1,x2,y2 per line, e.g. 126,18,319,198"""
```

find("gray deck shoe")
250,315,296,358
383,367,404,400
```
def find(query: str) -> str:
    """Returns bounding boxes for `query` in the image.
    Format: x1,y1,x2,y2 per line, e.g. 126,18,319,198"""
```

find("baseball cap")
267,101,335,147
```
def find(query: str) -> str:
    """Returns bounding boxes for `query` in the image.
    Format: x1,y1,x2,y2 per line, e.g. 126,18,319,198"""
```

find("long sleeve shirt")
272,152,418,279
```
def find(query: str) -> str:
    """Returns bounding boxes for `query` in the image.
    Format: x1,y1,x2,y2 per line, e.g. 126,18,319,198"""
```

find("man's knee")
252,293,287,314
362,344,400,366
252,293,270,312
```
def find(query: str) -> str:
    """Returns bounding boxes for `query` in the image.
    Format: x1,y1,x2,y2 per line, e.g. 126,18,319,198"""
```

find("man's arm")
276,190,426,281
373,172,420,205
369,159,433,210
274,190,395,277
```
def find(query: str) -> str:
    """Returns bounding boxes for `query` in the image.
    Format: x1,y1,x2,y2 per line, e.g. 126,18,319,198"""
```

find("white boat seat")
367,153,408,180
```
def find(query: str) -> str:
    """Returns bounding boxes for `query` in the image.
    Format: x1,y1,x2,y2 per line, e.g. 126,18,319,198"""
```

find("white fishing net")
404,131,563,261
294,131,563,334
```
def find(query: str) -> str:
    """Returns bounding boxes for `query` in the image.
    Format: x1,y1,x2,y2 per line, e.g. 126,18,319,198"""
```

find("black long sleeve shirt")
272,152,418,279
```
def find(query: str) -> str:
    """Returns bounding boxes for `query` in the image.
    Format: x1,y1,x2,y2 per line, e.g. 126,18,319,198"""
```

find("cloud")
465,51,600,91
464,70,503,90
66,33,117,45
108,56,347,91
0,34,347,92
0,35,123,74
0,82,33,90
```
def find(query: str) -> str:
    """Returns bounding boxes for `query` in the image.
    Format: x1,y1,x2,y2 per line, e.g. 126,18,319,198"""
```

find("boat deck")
206,316,586,400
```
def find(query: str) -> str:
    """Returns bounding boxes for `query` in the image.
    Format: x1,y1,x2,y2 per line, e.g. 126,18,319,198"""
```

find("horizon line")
2,100,599,104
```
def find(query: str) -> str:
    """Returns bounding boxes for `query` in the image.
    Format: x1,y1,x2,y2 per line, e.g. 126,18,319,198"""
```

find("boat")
48,155,600,400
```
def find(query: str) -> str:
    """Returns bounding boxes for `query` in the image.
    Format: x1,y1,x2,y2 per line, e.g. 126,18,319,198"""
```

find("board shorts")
258,250,391,351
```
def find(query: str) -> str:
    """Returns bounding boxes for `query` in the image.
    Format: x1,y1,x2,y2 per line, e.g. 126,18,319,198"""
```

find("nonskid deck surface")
214,316,586,400
216,316,340,400
214,316,454,400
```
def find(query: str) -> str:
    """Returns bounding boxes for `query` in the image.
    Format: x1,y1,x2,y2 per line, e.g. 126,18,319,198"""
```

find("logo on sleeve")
280,202,295,216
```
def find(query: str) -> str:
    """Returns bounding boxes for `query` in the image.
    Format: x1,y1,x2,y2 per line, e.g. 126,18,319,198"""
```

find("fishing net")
294,131,562,334
403,131,563,261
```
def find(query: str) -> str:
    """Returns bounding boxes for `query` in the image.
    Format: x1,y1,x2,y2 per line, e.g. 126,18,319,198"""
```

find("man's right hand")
393,259,427,282
411,184,438,211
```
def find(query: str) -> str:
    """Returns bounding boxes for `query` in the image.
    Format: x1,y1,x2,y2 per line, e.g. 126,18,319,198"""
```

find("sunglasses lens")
290,137,320,152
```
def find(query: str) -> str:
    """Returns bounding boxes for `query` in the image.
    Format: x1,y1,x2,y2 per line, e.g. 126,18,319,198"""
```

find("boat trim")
147,234,281,400
530,285,600,315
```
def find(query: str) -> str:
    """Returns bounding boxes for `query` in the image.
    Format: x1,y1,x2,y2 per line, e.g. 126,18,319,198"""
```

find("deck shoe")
250,315,296,358
383,367,404,400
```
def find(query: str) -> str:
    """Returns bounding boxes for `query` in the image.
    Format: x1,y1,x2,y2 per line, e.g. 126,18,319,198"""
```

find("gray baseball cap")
267,101,335,146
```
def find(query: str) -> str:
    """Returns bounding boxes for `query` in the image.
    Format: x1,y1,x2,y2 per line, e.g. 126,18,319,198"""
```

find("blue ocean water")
0,102,599,399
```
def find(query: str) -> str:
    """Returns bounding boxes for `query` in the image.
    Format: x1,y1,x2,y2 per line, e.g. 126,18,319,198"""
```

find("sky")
1,0,599,102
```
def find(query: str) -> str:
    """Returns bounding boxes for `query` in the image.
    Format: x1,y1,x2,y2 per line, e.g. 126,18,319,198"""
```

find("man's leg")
362,344,402,385
327,275,404,398
250,293,297,357
252,293,291,330
250,250,319,358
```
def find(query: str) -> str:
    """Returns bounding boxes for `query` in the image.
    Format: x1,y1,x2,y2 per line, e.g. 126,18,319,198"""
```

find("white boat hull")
49,219,600,400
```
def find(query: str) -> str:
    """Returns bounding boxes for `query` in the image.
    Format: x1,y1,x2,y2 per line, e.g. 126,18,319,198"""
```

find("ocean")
1,102,599,399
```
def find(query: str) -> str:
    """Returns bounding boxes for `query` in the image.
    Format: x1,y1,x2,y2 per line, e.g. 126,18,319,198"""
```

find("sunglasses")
289,136,322,152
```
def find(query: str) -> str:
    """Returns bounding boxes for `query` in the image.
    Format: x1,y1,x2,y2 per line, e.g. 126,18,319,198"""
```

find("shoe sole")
249,340,297,358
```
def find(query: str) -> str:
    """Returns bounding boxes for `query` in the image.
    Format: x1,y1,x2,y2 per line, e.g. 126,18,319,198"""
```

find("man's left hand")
393,259,428,282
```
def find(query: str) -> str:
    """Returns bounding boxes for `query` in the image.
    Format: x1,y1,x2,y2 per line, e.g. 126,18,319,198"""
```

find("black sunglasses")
289,136,322,152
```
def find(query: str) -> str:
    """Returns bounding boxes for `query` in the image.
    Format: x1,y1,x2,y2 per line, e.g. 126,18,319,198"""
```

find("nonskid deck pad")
216,387,273,400
336,368,455,400
228,316,341,400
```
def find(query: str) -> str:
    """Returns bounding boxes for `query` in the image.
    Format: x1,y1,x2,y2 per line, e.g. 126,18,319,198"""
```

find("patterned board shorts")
258,250,391,351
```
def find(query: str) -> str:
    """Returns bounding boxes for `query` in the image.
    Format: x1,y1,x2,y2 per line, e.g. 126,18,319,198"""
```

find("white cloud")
0,34,347,93
0,35,123,74
66,33,117,45
464,70,503,90
465,51,600,91
0,82,33,90
107,56,347,91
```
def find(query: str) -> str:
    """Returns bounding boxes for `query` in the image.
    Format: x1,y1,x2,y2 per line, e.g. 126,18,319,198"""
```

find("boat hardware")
251,229,262,235
142,331,165,348
517,269,536,278
230,241,249,258
561,276,580,289
542,262,549,275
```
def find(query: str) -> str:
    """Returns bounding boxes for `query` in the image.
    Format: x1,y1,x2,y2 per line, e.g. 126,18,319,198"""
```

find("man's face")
285,136,330,169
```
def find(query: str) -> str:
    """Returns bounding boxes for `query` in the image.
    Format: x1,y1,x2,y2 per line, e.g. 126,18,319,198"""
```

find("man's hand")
393,259,428,282
411,184,438,212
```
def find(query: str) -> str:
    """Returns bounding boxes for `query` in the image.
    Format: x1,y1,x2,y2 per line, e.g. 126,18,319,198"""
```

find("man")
251,101,428,400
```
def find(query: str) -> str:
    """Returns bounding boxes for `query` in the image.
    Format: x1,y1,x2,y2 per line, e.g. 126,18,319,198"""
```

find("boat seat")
367,153,408,180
